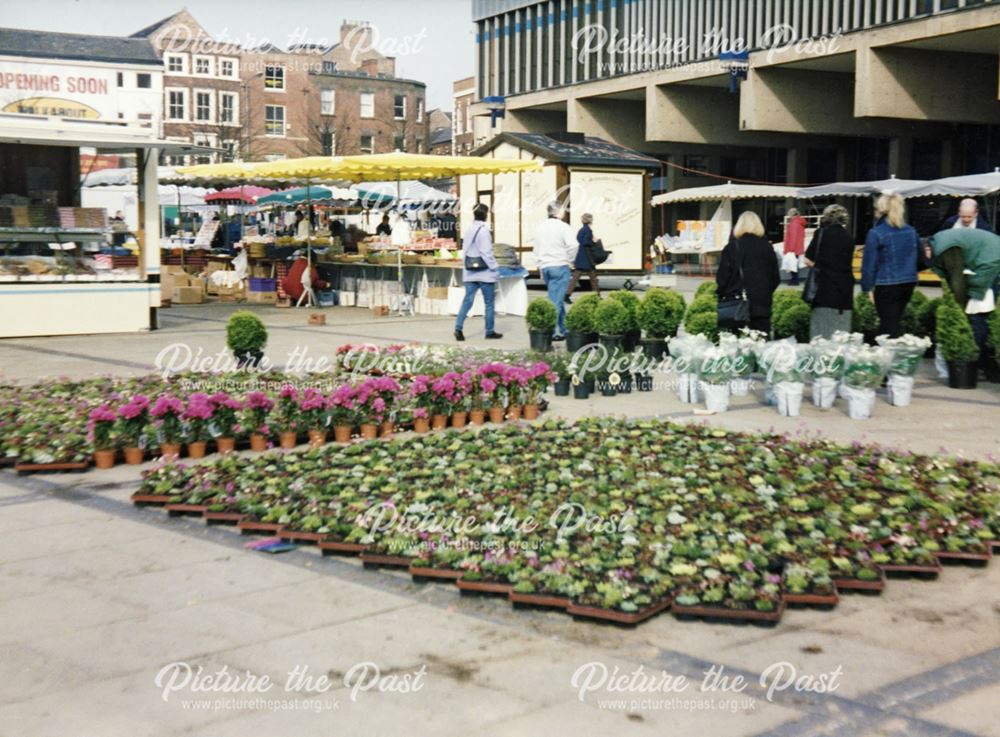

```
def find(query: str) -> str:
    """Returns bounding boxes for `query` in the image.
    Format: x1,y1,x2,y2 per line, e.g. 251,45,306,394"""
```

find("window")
166,54,186,74
194,56,212,76
136,73,151,89
265,105,285,136
416,98,423,123
219,93,236,124
116,72,123,87
167,89,186,120
264,65,285,91
195,91,212,122
360,92,374,118
360,134,374,154
394,94,406,120
222,141,237,161
394,133,405,152
219,58,237,78
320,89,335,115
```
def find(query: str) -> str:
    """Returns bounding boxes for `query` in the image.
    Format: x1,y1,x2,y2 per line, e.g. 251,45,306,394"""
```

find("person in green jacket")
927,228,1000,374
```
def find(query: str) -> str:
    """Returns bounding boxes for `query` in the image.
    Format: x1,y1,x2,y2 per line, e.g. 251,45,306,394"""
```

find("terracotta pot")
360,423,378,440
308,429,327,448
414,417,430,433
123,446,144,465
160,443,181,459
432,414,448,430
187,441,207,459
523,404,539,420
216,437,236,455
488,406,505,423
249,433,268,452
507,404,523,421
470,409,486,425
279,431,297,449
93,449,115,469
380,421,394,438
333,425,352,443
451,411,468,428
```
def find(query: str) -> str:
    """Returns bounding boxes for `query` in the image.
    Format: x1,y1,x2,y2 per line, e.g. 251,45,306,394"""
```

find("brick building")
131,11,243,164
452,76,475,155
427,108,452,155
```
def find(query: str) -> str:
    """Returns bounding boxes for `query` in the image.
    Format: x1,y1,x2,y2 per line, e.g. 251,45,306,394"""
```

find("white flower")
667,511,688,525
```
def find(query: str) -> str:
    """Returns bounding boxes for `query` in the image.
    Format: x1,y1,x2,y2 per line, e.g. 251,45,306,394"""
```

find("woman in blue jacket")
568,213,599,300
861,193,919,338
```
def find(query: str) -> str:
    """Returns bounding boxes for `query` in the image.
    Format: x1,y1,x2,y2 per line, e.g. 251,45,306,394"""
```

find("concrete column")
888,135,913,178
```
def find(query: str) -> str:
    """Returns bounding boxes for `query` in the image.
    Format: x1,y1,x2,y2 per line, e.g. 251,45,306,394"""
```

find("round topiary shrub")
852,293,879,335
685,309,719,343
773,299,811,342
607,290,640,333
226,311,268,368
526,298,558,332
695,281,718,299
902,290,929,336
637,288,685,339
919,296,942,343
594,299,631,337
936,293,980,362
565,293,601,334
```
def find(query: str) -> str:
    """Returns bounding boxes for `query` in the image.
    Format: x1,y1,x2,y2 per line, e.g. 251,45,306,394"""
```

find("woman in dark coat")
716,211,781,335
805,204,856,338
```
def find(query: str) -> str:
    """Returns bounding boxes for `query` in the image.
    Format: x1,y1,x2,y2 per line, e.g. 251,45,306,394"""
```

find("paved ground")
2,280,999,736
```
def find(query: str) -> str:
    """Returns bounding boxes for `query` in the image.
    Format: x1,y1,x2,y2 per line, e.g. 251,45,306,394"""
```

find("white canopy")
650,181,797,205
897,170,1000,199
355,180,457,205
795,176,927,198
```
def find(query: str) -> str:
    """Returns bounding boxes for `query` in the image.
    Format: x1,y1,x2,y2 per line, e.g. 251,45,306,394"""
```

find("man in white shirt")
532,201,579,340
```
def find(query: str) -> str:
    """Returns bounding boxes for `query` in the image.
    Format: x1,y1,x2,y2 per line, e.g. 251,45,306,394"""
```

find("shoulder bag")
801,228,823,305
463,226,489,272
717,242,750,325
588,238,610,266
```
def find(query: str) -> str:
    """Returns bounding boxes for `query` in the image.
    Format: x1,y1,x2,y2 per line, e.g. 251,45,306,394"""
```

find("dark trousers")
568,269,599,296
873,282,915,339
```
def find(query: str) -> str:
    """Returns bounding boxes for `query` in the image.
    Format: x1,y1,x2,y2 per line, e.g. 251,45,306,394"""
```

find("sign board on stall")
567,170,644,271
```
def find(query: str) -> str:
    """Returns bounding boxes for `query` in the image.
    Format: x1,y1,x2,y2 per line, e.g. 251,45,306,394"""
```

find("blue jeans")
455,281,496,334
542,265,571,336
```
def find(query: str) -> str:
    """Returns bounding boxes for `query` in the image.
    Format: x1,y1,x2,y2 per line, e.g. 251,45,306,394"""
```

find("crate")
248,277,277,292
317,290,336,307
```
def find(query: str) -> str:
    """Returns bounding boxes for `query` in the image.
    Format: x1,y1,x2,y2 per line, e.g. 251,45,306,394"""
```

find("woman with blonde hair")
716,211,781,334
861,192,919,338
804,204,856,338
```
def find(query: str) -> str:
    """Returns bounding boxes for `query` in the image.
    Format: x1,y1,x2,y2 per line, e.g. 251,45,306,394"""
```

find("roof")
0,113,216,153
429,127,452,146
310,67,425,87
473,132,661,170
130,11,183,39
0,27,160,65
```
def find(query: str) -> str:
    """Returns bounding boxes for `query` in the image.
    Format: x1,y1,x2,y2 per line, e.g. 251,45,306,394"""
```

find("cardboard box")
426,286,448,300
247,291,277,304
308,312,327,325
371,305,390,317
172,286,204,305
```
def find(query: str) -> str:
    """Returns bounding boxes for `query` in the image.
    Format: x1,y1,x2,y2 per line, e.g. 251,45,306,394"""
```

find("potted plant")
298,387,330,447
430,373,460,429
117,395,149,464
408,374,439,429
412,407,430,433
329,384,357,442
637,288,684,358
226,311,268,368
467,373,487,425
183,393,214,459
565,294,600,353
88,404,117,469
523,362,554,419
475,364,508,422
505,366,530,421
608,291,641,351
572,366,591,400
208,392,242,454
525,298,557,353
150,395,184,458
452,372,474,427
594,299,630,351
274,385,300,448
936,293,980,389
547,354,572,396
242,391,274,451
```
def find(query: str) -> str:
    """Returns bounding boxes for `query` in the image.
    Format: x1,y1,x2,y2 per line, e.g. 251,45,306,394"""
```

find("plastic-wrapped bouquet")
720,331,761,396
830,331,865,345
757,341,807,416
875,334,930,407
841,345,893,419
807,338,848,409
698,344,738,412
668,334,711,404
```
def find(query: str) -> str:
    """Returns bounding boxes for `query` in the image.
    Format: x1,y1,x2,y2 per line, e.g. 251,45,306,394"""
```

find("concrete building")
453,76,476,154
470,0,1000,217
132,11,242,164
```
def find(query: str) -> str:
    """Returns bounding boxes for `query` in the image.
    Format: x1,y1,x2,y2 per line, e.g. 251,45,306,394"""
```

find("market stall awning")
355,180,456,206
896,170,1000,199
650,182,798,205
795,176,928,198
0,113,216,154
250,152,544,182
204,186,273,204
256,185,358,206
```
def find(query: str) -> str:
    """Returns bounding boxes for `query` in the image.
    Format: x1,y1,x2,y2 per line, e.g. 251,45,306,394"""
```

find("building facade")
470,0,1000,201
452,76,476,154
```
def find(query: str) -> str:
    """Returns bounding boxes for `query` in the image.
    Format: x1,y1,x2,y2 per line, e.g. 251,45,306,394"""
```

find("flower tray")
567,597,672,626
508,591,572,609
15,461,90,473
671,601,784,625
238,520,286,535
833,571,887,592
318,540,367,555
879,561,941,579
0,456,17,467
130,493,174,507
783,590,839,609
203,511,245,525
408,564,464,581
359,552,412,569
165,503,208,517
280,530,329,545
455,578,514,596
934,549,992,566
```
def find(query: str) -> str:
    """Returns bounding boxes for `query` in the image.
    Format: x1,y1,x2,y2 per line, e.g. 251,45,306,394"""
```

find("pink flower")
150,395,184,418
89,405,117,424
245,391,274,411
412,408,429,420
